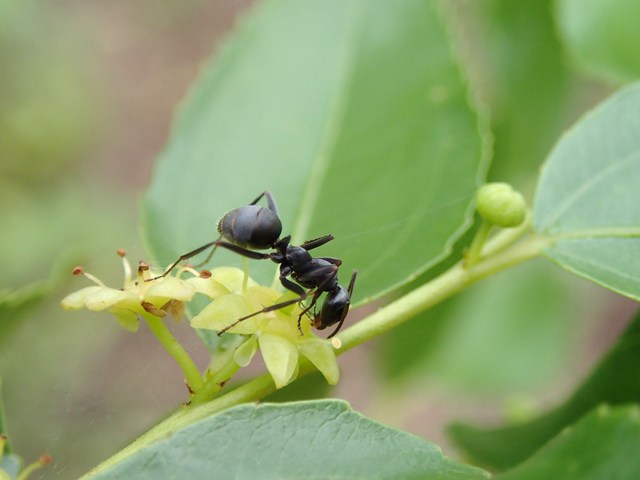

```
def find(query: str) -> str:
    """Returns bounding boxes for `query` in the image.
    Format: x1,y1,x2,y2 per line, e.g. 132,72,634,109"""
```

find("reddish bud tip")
116,248,127,257
199,269,212,279
72,266,84,275
39,453,53,465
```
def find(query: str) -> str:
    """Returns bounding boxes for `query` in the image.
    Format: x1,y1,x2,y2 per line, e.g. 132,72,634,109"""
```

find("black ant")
149,191,356,338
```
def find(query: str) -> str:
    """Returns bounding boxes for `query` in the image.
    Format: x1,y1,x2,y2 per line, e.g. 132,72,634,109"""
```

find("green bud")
476,183,527,227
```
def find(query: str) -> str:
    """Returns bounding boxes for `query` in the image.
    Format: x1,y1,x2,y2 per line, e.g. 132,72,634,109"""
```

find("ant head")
313,285,350,338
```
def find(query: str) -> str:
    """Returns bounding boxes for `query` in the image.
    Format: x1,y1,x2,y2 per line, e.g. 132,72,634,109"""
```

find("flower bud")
476,183,527,227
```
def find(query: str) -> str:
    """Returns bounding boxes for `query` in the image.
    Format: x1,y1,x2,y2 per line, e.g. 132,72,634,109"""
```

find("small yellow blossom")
60,250,204,331
191,267,340,388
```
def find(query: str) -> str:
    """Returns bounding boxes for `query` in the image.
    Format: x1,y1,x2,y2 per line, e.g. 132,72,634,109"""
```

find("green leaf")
448,309,640,471
481,0,571,186
0,282,48,346
533,83,640,300
142,0,486,309
555,0,640,82
496,405,640,480
84,400,489,479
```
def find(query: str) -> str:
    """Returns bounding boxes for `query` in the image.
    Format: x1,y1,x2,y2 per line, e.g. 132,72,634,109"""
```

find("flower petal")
208,267,258,294
111,308,139,332
233,335,259,367
60,286,103,310
146,276,195,302
298,340,340,385
190,293,256,334
85,288,138,311
184,276,229,299
259,333,299,388
257,314,301,342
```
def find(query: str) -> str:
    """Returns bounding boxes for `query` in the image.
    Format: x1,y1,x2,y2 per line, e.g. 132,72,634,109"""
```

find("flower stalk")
15,454,53,480
190,356,242,405
141,312,205,393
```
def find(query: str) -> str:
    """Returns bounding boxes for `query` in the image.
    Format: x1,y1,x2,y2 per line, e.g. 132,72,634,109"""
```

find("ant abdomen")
218,205,282,249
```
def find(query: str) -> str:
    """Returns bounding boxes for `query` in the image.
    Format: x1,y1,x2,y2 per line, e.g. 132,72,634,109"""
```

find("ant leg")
249,191,279,217
347,270,357,296
216,290,309,336
213,240,272,260
326,270,357,339
146,241,218,282
300,234,334,251
297,290,323,335
191,234,223,268
277,275,324,335
280,276,305,296
319,257,342,266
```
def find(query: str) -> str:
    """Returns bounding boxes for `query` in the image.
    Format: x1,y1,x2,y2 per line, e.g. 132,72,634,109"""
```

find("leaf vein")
541,150,640,231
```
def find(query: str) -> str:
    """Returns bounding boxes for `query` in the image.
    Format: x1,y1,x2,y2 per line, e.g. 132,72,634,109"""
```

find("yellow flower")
191,267,340,388
60,250,202,331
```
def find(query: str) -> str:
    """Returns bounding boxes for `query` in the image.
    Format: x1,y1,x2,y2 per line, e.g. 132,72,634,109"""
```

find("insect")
149,191,356,338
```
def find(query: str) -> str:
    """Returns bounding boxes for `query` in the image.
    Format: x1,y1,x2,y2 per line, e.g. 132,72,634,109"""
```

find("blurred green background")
0,0,636,478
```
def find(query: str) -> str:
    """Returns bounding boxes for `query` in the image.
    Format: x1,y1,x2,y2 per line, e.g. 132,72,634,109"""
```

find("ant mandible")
149,191,356,338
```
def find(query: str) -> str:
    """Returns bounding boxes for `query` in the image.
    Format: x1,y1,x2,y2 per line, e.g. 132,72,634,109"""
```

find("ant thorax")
285,245,313,268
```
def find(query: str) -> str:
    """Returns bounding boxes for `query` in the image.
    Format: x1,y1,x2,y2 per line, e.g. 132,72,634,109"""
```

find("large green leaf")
142,0,486,307
448,309,640,470
383,260,579,392
496,405,640,480
0,282,48,346
533,83,640,300
84,400,489,479
555,0,640,81
482,0,570,187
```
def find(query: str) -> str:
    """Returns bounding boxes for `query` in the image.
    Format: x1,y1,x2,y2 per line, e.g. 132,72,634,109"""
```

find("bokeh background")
0,1,635,478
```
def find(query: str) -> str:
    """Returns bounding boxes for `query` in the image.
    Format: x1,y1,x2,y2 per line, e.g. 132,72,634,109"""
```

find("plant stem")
190,357,242,405
481,210,532,257
142,313,204,393
16,457,49,480
465,219,493,266
339,234,547,351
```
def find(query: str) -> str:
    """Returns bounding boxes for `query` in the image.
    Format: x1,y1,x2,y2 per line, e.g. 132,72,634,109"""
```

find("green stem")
482,210,533,257
16,458,49,480
190,357,242,405
142,313,204,393
339,234,547,351
465,219,493,267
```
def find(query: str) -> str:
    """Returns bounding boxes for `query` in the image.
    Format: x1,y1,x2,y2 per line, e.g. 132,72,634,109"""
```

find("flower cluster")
190,267,340,388
61,251,340,389
60,250,202,331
